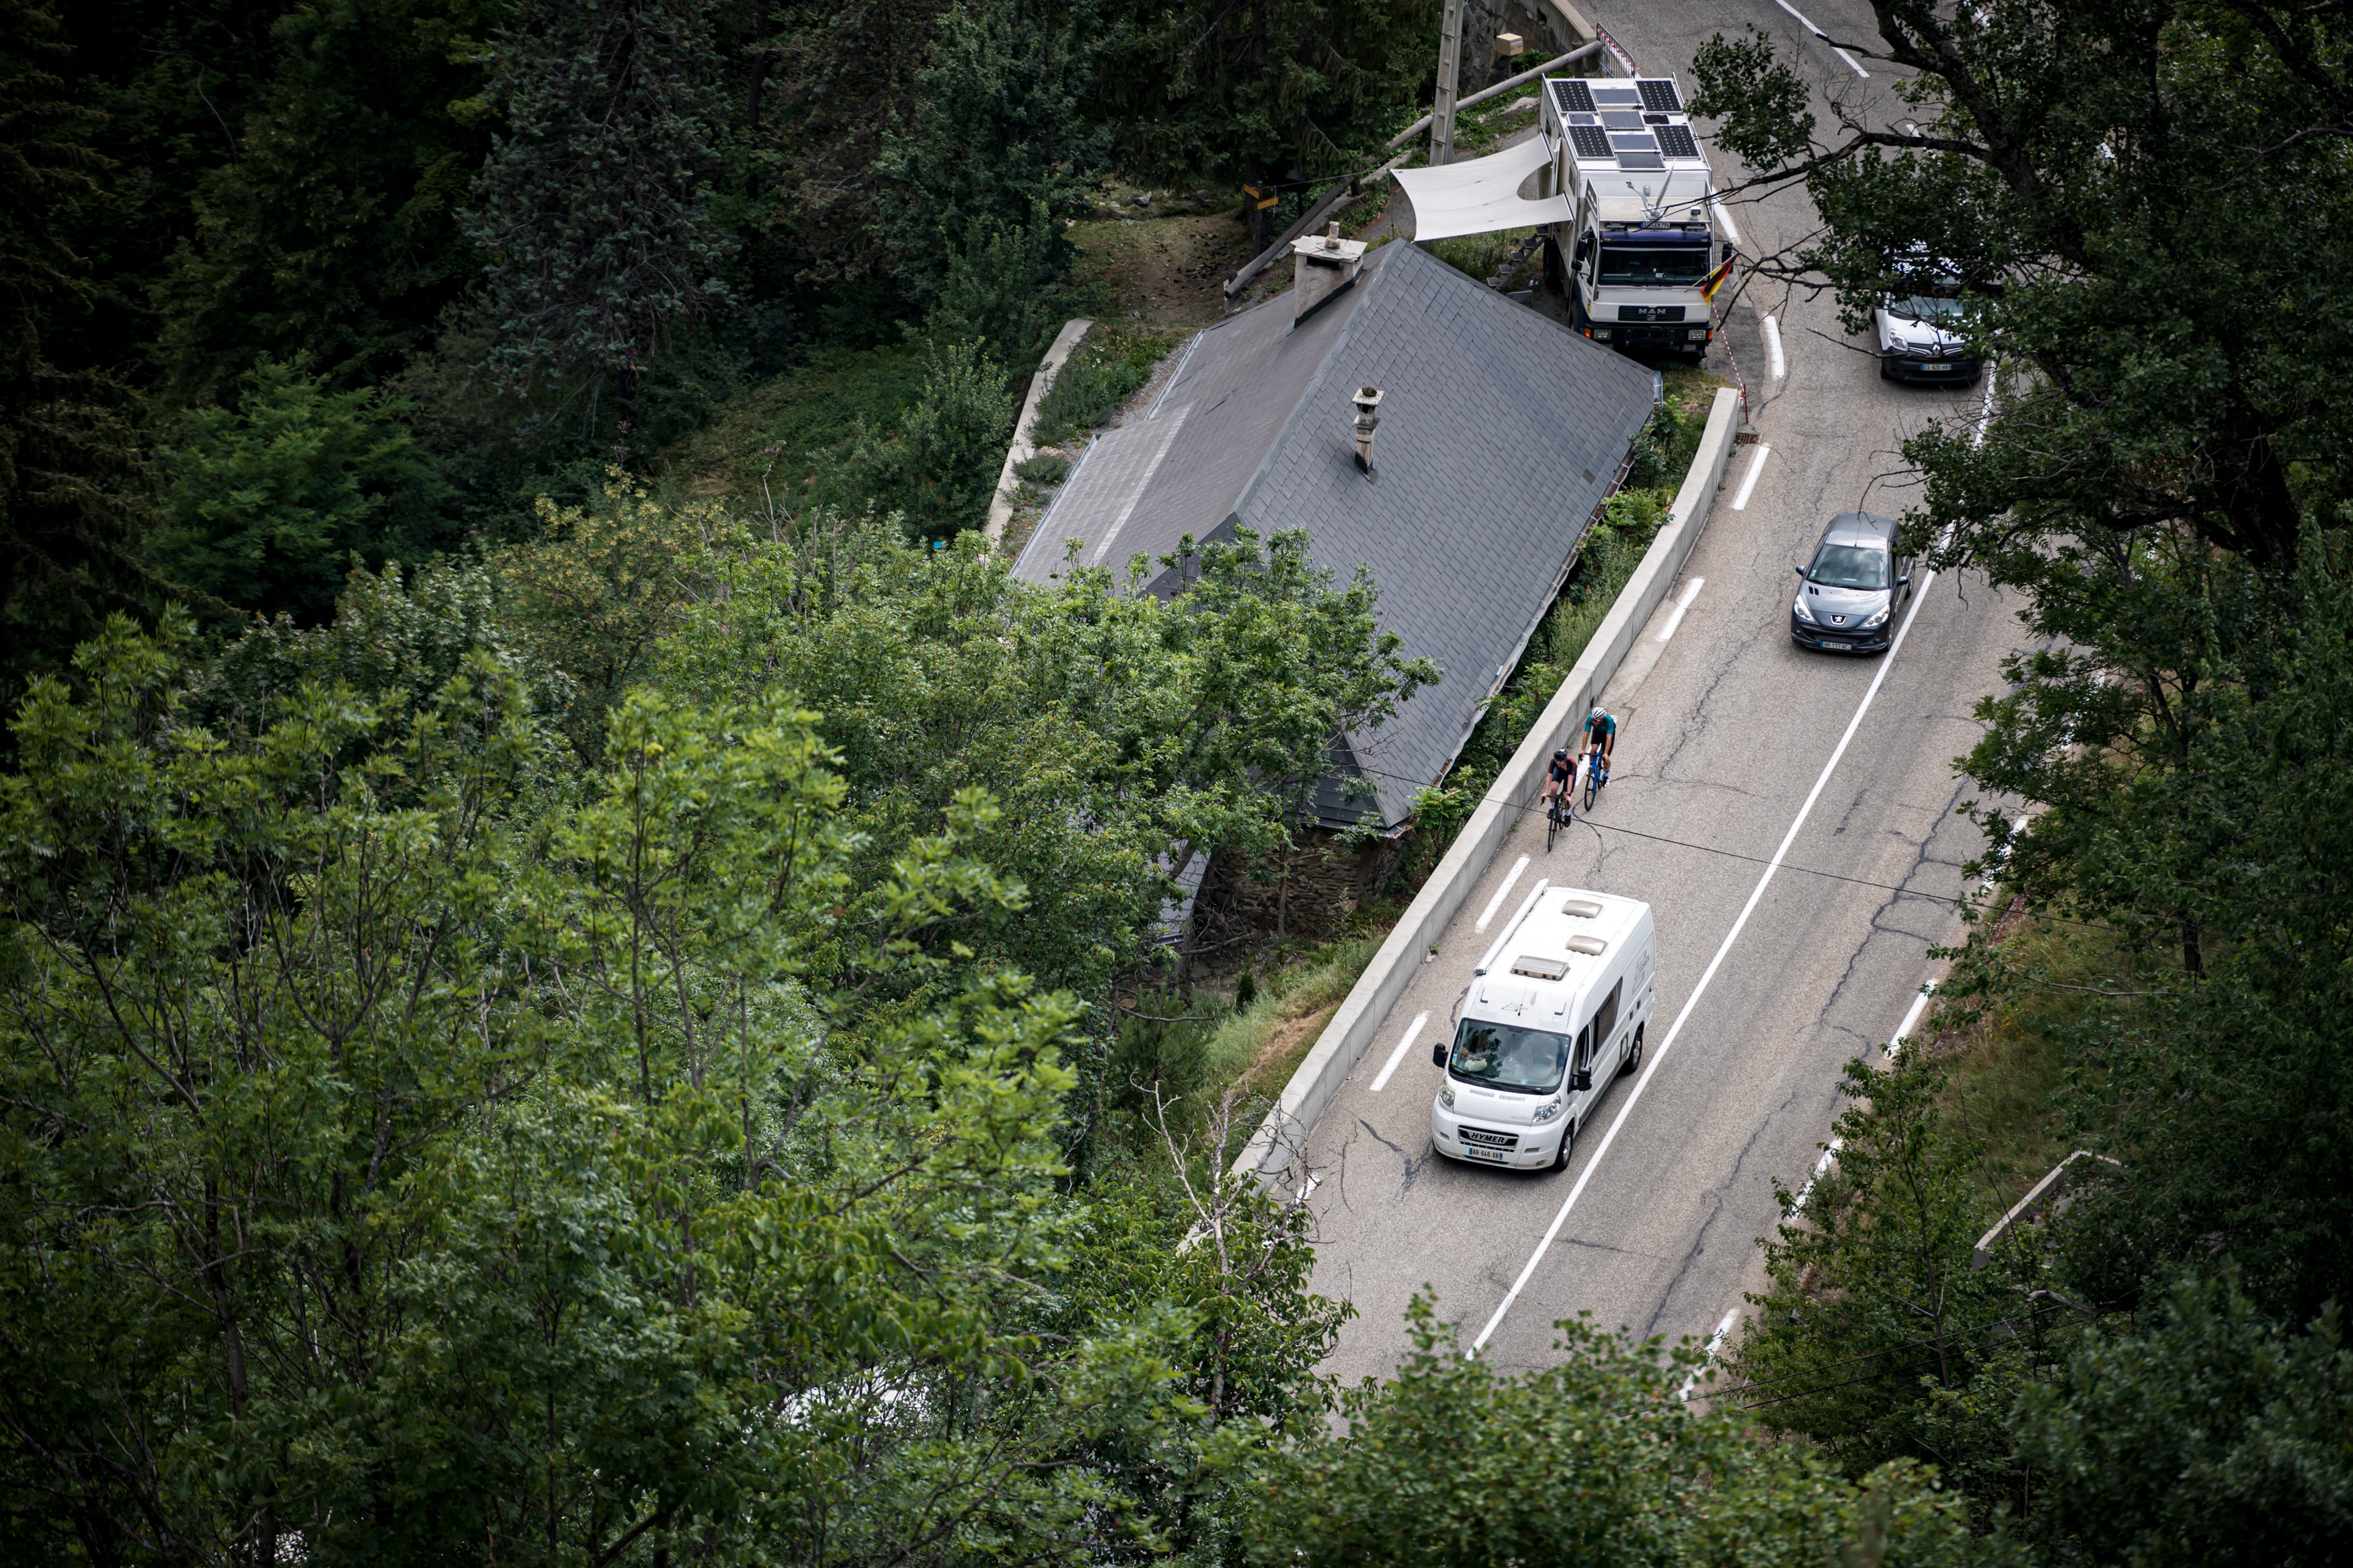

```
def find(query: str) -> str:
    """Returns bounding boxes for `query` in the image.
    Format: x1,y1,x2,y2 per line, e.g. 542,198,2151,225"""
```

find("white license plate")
1461,1144,1507,1161
1922,362,1951,371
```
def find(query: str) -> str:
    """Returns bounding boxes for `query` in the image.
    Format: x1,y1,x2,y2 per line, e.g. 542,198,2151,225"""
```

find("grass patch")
1424,226,1537,286
1031,325,1179,446
662,343,926,506
1926,911,2146,1208
1108,934,1384,1144
1207,936,1383,1095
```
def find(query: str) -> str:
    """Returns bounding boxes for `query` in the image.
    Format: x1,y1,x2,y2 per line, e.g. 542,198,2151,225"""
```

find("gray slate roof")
1012,240,1659,831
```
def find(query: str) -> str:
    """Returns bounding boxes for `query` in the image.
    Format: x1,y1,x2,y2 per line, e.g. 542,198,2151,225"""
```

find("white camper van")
1430,884,1656,1171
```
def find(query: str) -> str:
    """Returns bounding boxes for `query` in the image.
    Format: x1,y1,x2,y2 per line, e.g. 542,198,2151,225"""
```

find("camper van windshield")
1598,244,1710,285
1447,1019,1570,1094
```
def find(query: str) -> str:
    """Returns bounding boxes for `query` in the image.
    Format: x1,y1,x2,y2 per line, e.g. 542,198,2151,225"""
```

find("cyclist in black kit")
1542,747,1576,811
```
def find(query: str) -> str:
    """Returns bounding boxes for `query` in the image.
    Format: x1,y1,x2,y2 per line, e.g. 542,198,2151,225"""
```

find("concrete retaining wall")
984,319,1093,544
1235,385,1742,1184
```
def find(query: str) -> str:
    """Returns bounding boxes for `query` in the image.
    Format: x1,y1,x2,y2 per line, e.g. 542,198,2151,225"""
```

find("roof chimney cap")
1351,386,1383,472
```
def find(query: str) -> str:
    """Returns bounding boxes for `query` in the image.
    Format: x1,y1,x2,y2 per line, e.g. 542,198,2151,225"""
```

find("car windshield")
1889,293,1963,322
1809,542,1892,589
1447,1019,1570,1094
1597,244,1710,285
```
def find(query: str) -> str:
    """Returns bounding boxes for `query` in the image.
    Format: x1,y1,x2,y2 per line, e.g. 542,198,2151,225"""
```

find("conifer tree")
464,0,733,466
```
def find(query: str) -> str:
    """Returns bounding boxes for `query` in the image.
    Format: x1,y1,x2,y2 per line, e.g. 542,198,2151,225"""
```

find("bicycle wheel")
1546,800,1560,852
1582,761,1599,812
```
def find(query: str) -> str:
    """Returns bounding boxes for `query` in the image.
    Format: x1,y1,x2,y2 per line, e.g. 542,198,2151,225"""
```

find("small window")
1589,980,1622,1055
1511,954,1569,981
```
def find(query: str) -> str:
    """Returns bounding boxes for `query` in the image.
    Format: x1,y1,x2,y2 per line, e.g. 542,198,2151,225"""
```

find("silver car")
1790,512,1913,654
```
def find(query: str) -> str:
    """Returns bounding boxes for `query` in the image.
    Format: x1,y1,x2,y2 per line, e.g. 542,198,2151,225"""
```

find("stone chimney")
1292,222,1369,323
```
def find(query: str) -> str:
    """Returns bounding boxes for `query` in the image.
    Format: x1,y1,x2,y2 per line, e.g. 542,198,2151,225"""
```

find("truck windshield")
1598,244,1710,285
1808,543,1892,589
1447,1019,1569,1094
1889,293,1962,322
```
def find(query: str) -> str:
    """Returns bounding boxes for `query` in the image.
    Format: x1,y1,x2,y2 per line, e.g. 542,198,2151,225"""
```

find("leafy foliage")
1246,1295,1991,1568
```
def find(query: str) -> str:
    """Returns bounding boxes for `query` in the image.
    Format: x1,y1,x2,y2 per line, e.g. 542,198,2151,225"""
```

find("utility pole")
1430,0,1464,166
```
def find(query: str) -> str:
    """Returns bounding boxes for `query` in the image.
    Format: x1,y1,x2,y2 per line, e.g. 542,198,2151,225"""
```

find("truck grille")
1460,1126,1519,1149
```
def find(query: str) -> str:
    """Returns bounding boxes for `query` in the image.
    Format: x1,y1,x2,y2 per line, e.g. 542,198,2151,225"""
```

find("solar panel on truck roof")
1638,78,1683,112
1550,78,1596,114
1567,124,1613,160
1656,124,1701,159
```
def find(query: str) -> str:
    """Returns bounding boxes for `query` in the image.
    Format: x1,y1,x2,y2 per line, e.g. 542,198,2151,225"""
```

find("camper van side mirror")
1793,564,1806,577
1572,1069,1593,1091
1432,1041,1447,1067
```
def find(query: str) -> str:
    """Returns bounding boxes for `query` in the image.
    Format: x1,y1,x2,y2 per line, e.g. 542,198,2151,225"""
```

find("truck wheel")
1551,1118,1576,1171
1621,1024,1644,1077
1879,357,1895,380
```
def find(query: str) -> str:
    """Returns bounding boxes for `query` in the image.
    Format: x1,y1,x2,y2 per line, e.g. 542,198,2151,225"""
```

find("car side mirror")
1431,1042,1446,1067
1572,1069,1593,1091
1898,573,1913,586
1792,565,1806,578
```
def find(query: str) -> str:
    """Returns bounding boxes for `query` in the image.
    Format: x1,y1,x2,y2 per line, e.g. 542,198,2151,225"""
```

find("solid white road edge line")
1771,0,1870,77
1888,981,1937,1059
1709,196,1743,248
1730,444,1770,511
1678,1307,1743,1400
1369,1013,1431,1094
1764,315,1786,378
1788,1136,1843,1216
1474,856,1532,932
1654,576,1706,643
1469,550,1946,1355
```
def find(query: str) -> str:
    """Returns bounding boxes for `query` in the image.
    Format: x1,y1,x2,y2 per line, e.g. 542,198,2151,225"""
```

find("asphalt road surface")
1303,0,2028,1387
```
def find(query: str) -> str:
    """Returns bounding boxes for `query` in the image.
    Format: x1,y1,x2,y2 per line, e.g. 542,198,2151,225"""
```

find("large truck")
1429,884,1656,1171
1536,74,1722,361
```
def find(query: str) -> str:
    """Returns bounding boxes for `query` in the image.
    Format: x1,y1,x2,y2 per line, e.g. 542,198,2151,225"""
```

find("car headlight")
1793,595,1817,623
1438,1085,1455,1111
1686,327,1708,341
1531,1098,1563,1123
1862,602,1892,628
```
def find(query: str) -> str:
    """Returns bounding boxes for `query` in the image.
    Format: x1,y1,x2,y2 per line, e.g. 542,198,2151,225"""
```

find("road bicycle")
1582,752,1610,812
1546,792,1570,852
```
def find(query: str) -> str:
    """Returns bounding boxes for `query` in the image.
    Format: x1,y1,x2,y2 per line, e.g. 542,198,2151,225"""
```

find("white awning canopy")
1394,136,1572,242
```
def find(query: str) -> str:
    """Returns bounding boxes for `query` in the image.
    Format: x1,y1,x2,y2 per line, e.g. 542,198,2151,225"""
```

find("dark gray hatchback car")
1790,512,1913,654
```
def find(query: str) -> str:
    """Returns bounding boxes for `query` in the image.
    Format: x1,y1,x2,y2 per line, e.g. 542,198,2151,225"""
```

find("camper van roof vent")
1510,954,1570,981
1560,898,1603,919
1565,934,1609,956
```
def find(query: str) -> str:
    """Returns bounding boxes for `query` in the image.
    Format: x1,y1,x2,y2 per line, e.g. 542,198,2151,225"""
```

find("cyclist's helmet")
1553,747,1568,761
1589,707,1607,723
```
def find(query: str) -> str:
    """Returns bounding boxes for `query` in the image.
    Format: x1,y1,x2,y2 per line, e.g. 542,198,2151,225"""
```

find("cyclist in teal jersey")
1583,706,1617,768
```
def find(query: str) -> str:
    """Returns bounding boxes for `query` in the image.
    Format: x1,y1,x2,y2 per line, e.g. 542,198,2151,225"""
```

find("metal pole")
1431,0,1464,167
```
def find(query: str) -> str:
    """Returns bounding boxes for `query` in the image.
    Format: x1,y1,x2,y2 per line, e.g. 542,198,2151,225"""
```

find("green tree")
872,0,1110,292
1727,1053,2073,1521
1243,1294,1993,1568
155,355,447,622
2013,1270,2353,1566
156,0,504,399
863,335,1016,539
465,0,734,466
0,0,159,706
0,606,1210,1564
1097,0,1436,247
